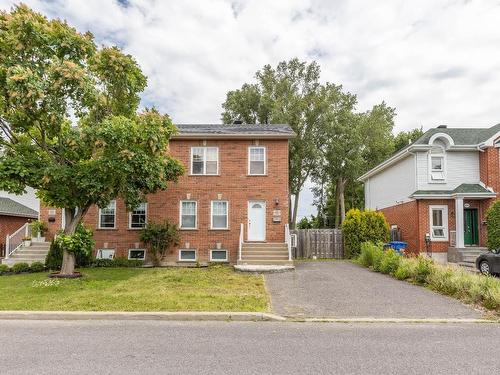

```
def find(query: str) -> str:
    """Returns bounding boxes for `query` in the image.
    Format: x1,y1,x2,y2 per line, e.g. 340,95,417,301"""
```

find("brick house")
359,124,500,264
0,196,38,254
39,124,295,266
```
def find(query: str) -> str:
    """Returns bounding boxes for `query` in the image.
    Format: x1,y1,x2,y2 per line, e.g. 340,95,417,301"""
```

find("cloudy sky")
2,0,500,218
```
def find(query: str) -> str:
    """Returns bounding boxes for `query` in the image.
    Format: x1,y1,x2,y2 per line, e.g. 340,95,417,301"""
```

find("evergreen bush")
486,200,500,250
342,209,389,258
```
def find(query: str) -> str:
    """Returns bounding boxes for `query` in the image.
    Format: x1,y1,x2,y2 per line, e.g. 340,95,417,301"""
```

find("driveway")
264,261,482,319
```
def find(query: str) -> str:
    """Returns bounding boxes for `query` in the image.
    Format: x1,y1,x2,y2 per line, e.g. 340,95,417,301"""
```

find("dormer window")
429,142,446,183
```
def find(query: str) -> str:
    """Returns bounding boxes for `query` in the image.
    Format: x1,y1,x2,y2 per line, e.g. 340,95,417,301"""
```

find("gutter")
171,133,296,140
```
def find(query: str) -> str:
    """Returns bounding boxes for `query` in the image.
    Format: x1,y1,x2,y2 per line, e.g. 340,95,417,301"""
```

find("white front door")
248,201,266,241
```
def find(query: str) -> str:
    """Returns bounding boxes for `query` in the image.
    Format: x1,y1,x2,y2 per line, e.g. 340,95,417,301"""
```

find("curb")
0,311,287,322
289,317,499,324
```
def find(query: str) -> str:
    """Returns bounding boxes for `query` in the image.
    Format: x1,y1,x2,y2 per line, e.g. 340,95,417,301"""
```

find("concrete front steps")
1,242,50,266
237,243,294,266
451,247,486,272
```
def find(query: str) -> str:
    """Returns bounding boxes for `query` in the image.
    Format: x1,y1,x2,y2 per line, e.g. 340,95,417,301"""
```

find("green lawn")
0,266,269,312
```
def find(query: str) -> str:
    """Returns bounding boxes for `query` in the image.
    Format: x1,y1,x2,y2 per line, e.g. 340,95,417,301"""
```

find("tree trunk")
291,192,300,229
334,182,340,228
59,207,86,275
339,178,346,224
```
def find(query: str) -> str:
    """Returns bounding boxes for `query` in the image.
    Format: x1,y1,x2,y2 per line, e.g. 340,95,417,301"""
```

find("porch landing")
447,247,487,271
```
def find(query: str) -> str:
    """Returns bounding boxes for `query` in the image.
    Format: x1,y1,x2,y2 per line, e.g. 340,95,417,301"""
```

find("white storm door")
248,201,266,241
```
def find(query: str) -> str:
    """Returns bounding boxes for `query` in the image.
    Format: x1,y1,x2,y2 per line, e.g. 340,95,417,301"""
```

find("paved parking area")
264,261,482,318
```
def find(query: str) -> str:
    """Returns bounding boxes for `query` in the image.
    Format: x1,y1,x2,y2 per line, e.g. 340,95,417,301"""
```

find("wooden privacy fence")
292,229,343,259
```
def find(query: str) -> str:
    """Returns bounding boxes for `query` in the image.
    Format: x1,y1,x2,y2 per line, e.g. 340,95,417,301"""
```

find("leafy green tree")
140,221,180,266
0,5,184,275
486,200,500,250
314,102,396,227
222,59,337,228
394,127,424,152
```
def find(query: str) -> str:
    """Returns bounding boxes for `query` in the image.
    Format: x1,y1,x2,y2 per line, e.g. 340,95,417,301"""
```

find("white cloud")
2,0,500,217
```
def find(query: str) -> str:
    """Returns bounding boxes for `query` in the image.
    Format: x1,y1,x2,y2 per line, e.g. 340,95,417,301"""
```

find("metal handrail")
238,223,244,261
5,223,31,259
285,223,292,261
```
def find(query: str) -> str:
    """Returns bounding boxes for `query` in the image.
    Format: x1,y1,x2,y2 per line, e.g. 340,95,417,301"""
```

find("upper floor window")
211,201,228,229
99,200,116,229
129,202,147,229
429,205,448,241
180,201,197,229
248,147,266,175
191,147,218,175
429,145,446,182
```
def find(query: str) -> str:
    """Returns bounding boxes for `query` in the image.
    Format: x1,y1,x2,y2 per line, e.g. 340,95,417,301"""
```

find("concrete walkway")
264,261,482,319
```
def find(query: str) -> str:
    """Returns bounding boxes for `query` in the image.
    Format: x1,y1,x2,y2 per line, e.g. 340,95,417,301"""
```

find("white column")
455,197,464,248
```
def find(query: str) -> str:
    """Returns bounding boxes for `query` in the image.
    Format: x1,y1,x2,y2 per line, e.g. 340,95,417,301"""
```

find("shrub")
0,264,10,275
342,209,389,258
140,220,180,266
414,255,433,284
358,242,376,267
12,262,30,274
486,200,500,250
45,225,93,270
91,258,144,268
30,220,48,237
29,261,45,273
393,258,418,280
379,249,401,275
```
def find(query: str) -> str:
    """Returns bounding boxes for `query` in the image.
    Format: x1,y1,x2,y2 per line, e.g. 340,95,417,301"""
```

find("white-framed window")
248,146,266,175
429,205,449,241
210,249,228,262
179,249,197,262
180,201,197,229
98,200,116,229
96,249,115,259
191,147,218,175
128,248,146,260
211,201,228,229
429,146,446,182
129,202,147,229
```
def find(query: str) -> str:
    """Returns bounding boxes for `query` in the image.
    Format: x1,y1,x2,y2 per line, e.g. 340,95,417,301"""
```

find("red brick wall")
479,147,500,192
0,215,32,250
416,199,455,253
40,138,290,265
380,201,419,254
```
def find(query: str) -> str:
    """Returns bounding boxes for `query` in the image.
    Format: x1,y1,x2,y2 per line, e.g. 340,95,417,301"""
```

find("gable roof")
359,123,500,181
0,197,38,218
173,124,295,139
412,123,500,146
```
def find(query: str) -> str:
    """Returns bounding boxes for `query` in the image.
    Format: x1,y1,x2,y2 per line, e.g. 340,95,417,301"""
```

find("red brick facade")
381,145,500,255
0,215,33,251
40,138,290,265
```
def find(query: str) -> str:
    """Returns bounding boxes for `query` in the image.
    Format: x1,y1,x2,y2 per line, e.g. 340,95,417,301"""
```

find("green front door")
464,208,479,246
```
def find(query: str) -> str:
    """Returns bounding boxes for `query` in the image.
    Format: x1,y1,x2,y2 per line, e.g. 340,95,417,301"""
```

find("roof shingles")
0,198,38,218
174,124,295,137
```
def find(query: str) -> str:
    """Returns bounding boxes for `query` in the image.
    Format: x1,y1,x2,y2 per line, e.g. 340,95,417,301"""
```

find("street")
1,320,499,375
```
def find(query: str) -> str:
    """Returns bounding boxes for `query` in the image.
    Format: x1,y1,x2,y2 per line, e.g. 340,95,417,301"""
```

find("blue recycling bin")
388,241,407,254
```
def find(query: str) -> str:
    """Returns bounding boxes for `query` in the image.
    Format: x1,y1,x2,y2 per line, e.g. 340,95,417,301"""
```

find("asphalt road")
265,261,481,318
1,320,499,375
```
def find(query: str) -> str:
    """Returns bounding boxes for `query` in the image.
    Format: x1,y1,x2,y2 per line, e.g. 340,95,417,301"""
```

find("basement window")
210,249,228,262
179,249,197,262
128,249,146,260
96,249,115,259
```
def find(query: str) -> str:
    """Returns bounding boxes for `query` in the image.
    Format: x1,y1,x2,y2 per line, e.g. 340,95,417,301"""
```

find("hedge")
486,200,500,250
342,209,389,258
